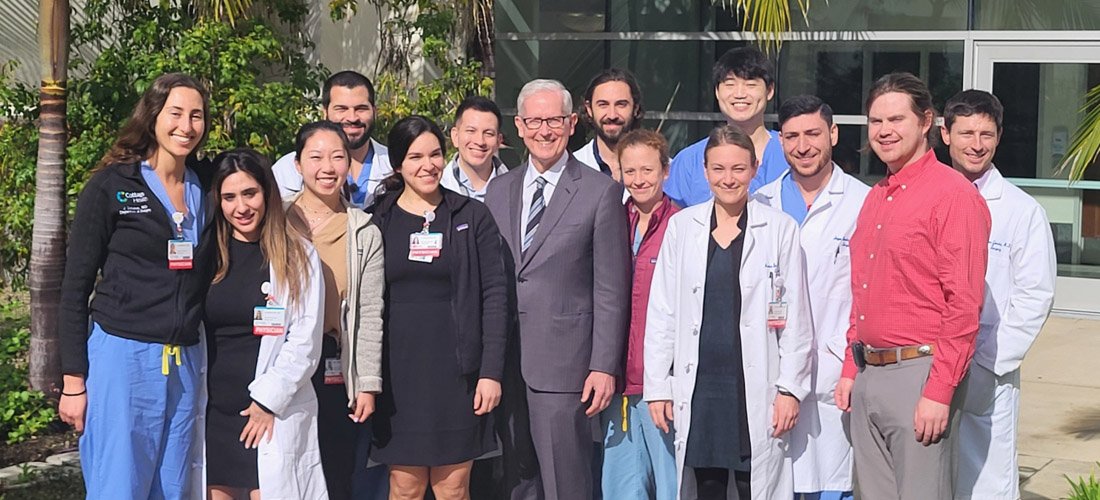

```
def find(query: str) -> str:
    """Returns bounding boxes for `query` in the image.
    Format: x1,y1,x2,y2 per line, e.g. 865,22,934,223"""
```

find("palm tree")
1061,86,1100,181
29,0,70,395
712,0,810,51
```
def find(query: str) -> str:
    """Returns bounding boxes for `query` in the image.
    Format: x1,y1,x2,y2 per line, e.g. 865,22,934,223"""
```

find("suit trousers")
851,356,966,500
524,387,600,500
954,364,1021,499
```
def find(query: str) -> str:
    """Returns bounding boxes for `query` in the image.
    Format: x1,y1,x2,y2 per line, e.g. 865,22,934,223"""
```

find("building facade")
494,0,1100,314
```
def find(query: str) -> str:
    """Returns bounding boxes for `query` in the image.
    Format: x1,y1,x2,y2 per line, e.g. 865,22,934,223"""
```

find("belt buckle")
917,344,932,356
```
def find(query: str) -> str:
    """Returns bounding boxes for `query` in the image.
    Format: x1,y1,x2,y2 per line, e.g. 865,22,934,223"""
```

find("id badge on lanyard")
253,282,287,336
409,209,443,263
767,270,788,330
167,211,194,270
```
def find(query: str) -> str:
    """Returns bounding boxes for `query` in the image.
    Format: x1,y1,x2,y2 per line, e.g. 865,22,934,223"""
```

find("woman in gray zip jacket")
284,121,385,500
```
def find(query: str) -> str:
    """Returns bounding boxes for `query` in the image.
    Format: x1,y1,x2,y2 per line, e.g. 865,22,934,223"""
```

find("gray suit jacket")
485,156,631,393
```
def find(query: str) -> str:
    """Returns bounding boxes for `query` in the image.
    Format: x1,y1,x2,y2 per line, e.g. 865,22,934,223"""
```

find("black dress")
204,238,268,488
685,208,752,471
372,205,495,466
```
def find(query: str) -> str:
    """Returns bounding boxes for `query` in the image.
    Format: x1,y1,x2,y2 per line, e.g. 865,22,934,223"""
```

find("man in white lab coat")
754,95,869,500
940,89,1056,500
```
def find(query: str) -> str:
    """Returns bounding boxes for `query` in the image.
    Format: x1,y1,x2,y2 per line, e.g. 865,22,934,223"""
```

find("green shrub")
0,300,56,444
1067,464,1100,500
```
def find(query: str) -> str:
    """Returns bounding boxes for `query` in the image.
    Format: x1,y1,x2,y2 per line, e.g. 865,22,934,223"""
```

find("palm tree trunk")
30,0,70,396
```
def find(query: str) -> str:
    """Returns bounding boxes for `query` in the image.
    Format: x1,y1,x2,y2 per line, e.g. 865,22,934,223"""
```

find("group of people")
54,44,1056,500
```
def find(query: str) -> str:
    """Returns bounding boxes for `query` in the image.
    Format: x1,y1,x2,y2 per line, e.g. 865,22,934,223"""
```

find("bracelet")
61,389,87,397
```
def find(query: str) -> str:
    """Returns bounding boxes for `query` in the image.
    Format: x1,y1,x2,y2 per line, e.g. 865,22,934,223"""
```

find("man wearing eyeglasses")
485,79,632,500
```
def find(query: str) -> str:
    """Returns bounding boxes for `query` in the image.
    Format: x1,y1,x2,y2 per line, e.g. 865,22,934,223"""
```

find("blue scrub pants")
797,491,854,500
80,324,204,500
601,394,678,500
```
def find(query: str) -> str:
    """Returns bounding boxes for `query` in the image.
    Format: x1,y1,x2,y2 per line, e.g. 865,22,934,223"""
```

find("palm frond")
195,0,254,27
712,0,812,52
1057,83,1100,181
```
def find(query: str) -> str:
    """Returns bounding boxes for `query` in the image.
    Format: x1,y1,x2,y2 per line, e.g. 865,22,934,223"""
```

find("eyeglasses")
520,115,569,130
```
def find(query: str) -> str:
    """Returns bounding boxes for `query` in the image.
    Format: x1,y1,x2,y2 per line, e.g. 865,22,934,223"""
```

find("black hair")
380,115,447,194
294,121,350,162
454,95,503,129
943,89,1004,132
712,46,775,89
580,68,646,128
322,70,376,108
778,95,834,128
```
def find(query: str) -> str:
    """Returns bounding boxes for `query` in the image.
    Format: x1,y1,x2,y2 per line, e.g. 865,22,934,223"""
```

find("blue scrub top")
779,172,822,226
141,161,205,245
348,145,375,207
664,129,789,207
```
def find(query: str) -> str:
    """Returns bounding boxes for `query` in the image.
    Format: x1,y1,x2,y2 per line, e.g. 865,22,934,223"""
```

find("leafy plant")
0,299,56,444
0,467,84,499
1066,464,1100,500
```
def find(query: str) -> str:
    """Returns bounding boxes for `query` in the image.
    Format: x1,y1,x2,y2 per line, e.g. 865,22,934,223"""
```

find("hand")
239,402,275,449
772,393,800,437
836,377,855,412
473,378,502,416
648,400,674,434
58,375,87,433
581,371,615,417
913,397,950,446
350,392,375,423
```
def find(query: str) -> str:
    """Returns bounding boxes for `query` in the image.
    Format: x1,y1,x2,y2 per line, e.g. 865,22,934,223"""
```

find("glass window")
975,1,1100,30
607,0,703,31
495,0,606,33
713,0,967,32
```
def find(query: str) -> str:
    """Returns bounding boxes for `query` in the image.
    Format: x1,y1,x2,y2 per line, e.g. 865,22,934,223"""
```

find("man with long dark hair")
574,68,645,183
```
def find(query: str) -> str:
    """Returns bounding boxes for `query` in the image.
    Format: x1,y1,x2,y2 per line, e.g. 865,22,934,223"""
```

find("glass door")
973,41,1100,314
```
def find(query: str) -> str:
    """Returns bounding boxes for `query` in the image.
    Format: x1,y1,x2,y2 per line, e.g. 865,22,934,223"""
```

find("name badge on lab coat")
253,306,286,336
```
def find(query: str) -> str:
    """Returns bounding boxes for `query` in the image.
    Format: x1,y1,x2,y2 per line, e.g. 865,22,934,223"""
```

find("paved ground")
1018,315,1100,499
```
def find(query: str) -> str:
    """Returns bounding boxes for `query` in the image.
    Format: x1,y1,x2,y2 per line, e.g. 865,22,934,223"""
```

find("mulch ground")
0,425,79,468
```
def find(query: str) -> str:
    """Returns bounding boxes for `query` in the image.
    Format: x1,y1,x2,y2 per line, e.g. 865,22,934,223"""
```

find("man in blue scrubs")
665,46,789,206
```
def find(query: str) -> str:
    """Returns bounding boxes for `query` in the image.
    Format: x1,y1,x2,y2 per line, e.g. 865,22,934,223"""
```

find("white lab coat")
196,243,329,499
956,166,1055,499
644,198,814,500
572,139,629,203
272,138,392,209
754,165,870,493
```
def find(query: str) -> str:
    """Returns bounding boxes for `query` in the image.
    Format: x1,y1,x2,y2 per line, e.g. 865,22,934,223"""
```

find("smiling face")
705,143,757,208
515,90,576,170
296,129,350,200
941,113,1000,181
154,87,205,160
715,75,773,125
780,111,838,179
450,109,502,170
586,81,636,145
324,85,375,150
219,171,266,242
867,91,933,173
620,144,668,208
399,132,446,198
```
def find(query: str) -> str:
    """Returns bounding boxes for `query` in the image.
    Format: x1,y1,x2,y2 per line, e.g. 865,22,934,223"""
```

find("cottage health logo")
116,190,149,203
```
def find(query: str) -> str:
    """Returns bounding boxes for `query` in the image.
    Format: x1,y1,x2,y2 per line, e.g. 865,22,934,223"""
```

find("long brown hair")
94,73,211,171
209,149,309,313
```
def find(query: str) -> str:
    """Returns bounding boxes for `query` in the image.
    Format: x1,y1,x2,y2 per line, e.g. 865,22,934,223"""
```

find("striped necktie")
523,177,547,254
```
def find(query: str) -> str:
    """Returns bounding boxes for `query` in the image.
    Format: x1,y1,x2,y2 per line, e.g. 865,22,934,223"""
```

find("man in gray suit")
485,79,631,499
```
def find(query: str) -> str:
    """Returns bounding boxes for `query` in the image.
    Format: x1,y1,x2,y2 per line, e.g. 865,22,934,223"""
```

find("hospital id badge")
253,306,286,336
409,232,443,262
767,301,788,329
324,358,345,385
167,239,194,270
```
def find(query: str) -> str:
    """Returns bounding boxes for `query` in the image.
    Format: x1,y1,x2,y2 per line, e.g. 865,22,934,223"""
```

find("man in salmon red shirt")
833,72,991,499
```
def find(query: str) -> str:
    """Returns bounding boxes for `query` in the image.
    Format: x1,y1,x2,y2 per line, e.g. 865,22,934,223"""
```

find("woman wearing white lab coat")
644,125,813,500
203,148,328,500
754,164,870,495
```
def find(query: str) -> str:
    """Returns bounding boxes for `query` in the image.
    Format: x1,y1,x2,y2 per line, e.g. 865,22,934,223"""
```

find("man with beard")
574,68,645,184
940,90,1055,500
665,46,790,207
754,95,869,500
273,70,392,208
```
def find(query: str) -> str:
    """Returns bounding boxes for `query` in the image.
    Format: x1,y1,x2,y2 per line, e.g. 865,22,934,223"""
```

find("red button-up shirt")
841,150,991,405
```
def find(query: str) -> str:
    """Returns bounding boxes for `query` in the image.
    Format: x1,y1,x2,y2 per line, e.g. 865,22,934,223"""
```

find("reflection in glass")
714,0,967,31
976,0,1100,30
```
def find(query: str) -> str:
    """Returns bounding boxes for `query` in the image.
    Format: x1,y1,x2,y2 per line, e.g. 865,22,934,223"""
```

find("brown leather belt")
862,344,934,366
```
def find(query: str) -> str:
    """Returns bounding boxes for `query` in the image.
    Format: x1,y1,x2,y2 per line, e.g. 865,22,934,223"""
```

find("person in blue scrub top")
665,46,790,207
57,73,214,500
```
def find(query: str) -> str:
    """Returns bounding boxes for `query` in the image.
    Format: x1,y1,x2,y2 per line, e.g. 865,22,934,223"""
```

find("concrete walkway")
1019,315,1100,499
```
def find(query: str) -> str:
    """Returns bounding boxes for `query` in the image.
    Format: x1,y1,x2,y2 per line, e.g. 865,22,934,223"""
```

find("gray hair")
516,79,573,116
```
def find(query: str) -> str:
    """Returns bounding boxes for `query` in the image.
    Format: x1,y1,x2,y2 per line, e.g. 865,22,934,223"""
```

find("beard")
594,117,636,147
342,121,373,150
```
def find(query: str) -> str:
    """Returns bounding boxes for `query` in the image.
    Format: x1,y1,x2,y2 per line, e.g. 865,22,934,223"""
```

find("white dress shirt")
520,152,569,237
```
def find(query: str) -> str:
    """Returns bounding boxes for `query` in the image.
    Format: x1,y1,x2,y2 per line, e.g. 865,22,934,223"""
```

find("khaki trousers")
851,356,967,500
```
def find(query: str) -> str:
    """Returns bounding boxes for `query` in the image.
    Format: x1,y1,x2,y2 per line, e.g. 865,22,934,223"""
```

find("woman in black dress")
367,116,509,500
205,149,327,499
